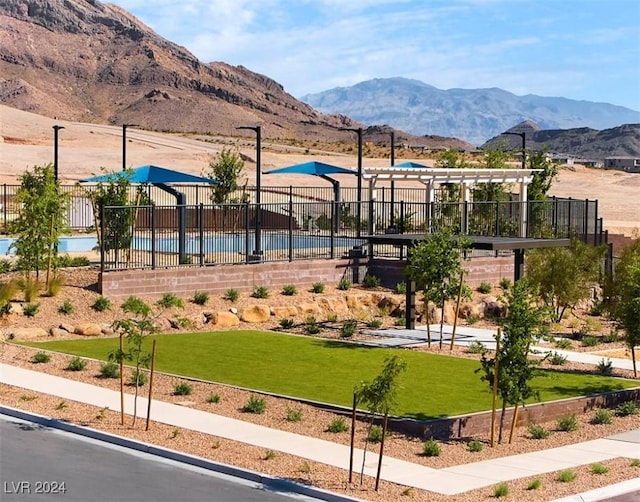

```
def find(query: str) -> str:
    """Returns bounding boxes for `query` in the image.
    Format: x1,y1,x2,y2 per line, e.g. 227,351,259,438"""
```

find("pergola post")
519,180,529,237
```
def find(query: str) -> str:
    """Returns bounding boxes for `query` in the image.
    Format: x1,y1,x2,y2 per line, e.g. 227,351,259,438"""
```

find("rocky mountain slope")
301,77,640,147
0,0,474,151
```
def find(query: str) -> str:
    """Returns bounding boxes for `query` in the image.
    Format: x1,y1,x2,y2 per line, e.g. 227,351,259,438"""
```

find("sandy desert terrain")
1,105,638,236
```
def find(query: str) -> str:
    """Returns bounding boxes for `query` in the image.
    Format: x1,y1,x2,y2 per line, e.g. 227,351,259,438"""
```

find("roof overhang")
364,167,542,184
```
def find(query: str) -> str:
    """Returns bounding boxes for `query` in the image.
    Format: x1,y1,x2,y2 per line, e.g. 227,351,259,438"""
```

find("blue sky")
110,0,640,111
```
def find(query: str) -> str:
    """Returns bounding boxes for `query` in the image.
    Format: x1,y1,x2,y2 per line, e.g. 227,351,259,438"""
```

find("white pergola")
364,167,543,237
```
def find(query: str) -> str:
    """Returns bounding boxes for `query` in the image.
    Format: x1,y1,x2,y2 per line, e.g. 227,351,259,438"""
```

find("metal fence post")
199,203,204,266
151,205,156,270
244,202,250,265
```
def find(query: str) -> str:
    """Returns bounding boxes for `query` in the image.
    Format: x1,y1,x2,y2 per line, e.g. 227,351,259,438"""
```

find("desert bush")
129,369,148,387
477,281,492,294
466,341,487,354
311,282,325,293
243,395,267,414
597,358,613,375
499,277,512,290
206,393,221,404
340,319,358,338
367,319,382,329
58,299,74,315
192,291,209,305
467,439,483,452
422,438,441,457
581,335,600,347
337,278,351,291
327,417,349,433
20,277,40,302
66,356,87,372
528,423,550,439
157,292,184,309
591,463,609,475
592,408,613,425
548,351,568,365
23,303,39,317
223,288,239,302
173,382,193,396
325,312,338,322
557,414,578,432
47,274,64,297
367,425,384,443
99,361,119,379
362,274,381,289
395,282,407,294
526,478,542,490
281,284,297,296
304,316,320,334
279,318,295,329
493,482,509,498
31,352,50,364
286,407,303,423
616,401,637,417
92,296,111,312
554,338,572,349
556,469,577,482
252,286,269,299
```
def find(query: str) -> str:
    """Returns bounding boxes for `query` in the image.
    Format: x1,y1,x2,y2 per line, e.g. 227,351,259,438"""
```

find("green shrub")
477,281,492,294
337,278,351,291
602,331,620,343
526,478,542,490
422,438,441,457
20,277,40,302
554,338,572,349
129,369,148,387
362,274,381,289
252,286,269,299
99,361,119,379
66,356,87,372
467,439,483,452
597,358,613,375
223,288,239,302
394,316,406,326
207,393,221,404
279,318,295,329
311,282,325,294
548,351,568,365
528,423,550,439
466,341,487,354
286,407,303,423
281,284,297,296
157,292,184,309
31,351,50,364
325,312,338,322
327,417,349,433
243,395,267,414
557,414,578,432
340,319,358,338
395,282,406,294
0,259,14,273
591,463,609,475
592,408,613,425
581,335,600,347
499,277,512,290
631,458,640,467
367,425,384,443
58,299,74,315
47,274,64,297
556,469,577,482
263,450,277,460
304,316,320,335
23,303,39,317
173,382,193,396
192,291,209,305
493,482,509,498
92,296,111,312
367,319,382,329
616,401,637,417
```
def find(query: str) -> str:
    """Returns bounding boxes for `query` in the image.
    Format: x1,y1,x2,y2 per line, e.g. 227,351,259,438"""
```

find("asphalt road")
0,415,323,502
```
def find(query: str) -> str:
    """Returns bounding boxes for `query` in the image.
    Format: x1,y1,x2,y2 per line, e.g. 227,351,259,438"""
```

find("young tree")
526,239,606,322
354,355,407,487
477,279,549,443
604,236,640,377
207,147,245,204
9,164,68,280
405,228,470,347
112,294,183,427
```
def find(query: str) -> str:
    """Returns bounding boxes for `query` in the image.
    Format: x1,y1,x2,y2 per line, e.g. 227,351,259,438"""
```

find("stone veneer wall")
99,258,367,298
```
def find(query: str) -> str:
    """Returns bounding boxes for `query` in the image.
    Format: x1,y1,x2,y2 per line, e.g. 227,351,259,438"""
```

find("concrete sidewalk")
1,362,639,498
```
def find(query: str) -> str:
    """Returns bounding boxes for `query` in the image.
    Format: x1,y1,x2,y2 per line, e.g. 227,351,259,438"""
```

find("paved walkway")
1,362,638,499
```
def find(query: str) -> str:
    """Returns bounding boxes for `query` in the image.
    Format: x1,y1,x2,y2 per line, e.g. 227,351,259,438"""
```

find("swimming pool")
0,236,98,255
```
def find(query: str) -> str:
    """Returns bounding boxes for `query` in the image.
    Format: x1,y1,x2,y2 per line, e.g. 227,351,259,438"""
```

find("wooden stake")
145,340,157,431
375,413,388,492
349,393,357,484
119,332,125,425
508,403,519,444
46,214,55,289
450,270,465,351
490,329,501,447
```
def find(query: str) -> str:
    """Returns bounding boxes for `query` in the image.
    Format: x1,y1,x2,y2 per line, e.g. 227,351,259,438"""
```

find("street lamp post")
501,131,526,169
340,127,363,238
52,125,64,182
122,124,138,171
236,125,262,259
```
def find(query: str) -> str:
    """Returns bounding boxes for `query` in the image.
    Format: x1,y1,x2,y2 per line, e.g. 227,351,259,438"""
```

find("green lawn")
22,330,638,420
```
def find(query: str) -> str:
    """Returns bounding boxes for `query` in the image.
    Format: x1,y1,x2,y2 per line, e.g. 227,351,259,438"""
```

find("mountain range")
301,78,640,146
1,0,639,160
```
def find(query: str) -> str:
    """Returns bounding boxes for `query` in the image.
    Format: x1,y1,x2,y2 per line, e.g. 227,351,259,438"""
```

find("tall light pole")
501,131,526,169
122,123,138,171
237,125,262,259
389,131,396,228
52,125,64,182
340,127,363,238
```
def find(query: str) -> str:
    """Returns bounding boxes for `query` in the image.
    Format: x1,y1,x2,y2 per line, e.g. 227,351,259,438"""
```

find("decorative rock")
8,302,23,315
214,311,240,327
240,305,271,323
101,325,115,336
9,327,48,340
50,327,67,337
460,301,483,319
272,306,298,318
317,297,349,315
59,323,75,333
202,311,215,324
74,322,102,336
482,296,506,318
296,303,322,317
229,307,238,314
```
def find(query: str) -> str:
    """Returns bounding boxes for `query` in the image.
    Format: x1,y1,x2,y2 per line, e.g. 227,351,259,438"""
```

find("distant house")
581,159,605,168
604,157,640,173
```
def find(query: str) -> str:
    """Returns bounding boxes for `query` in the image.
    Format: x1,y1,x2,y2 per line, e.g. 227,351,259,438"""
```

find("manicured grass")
21,331,638,419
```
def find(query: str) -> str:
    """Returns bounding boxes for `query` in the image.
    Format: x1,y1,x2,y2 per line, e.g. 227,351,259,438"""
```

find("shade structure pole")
340,127,363,238
237,125,262,260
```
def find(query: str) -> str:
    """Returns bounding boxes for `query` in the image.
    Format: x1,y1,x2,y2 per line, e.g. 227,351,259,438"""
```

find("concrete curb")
0,405,364,502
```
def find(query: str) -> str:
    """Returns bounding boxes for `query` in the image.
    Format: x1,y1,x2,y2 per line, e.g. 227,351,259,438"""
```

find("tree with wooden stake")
477,280,549,444
353,355,407,490
405,229,470,348
604,235,640,377
112,294,183,427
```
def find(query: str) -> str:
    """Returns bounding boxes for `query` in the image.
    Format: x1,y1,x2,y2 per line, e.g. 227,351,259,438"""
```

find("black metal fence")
97,197,606,271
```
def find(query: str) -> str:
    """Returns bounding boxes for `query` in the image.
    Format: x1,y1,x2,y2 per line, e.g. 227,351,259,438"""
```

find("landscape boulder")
8,327,48,340
213,311,240,327
74,322,102,336
241,305,271,323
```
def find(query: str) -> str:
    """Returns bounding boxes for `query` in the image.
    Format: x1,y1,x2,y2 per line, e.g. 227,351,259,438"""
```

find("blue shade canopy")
265,161,356,176
393,161,430,168
81,165,217,184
